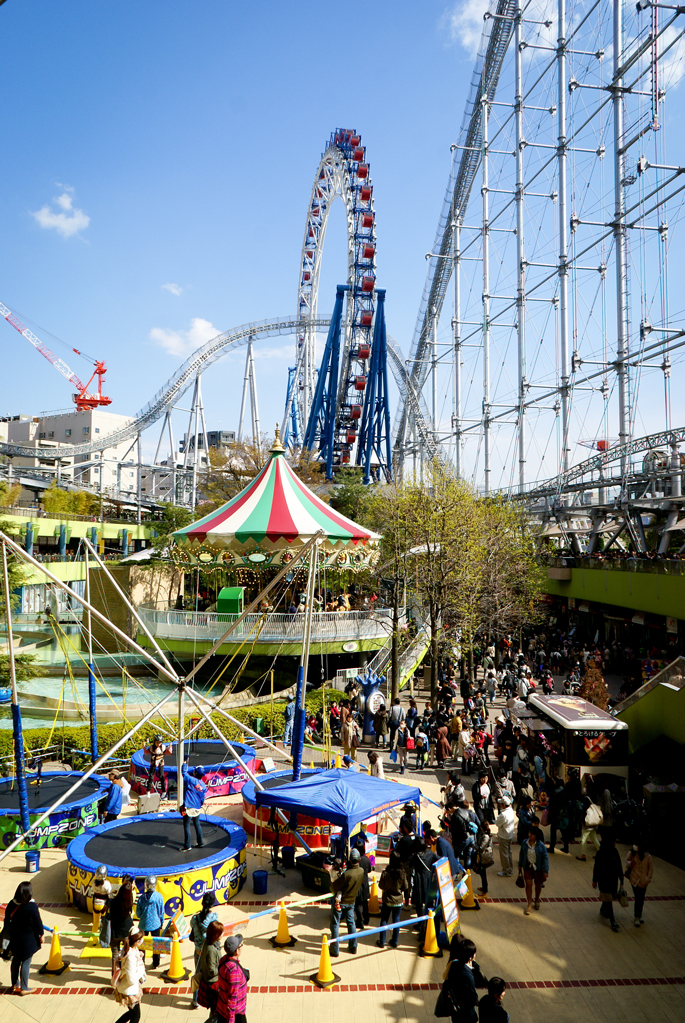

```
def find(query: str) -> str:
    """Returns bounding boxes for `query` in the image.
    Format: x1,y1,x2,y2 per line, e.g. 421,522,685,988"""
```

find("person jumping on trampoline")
144,736,171,796
181,763,207,851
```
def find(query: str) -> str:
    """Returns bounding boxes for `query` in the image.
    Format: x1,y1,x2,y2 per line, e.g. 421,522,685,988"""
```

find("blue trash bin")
25,851,40,873
253,870,268,895
281,845,295,869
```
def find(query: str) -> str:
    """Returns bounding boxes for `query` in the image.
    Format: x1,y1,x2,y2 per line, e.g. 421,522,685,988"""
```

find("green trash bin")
254,717,265,735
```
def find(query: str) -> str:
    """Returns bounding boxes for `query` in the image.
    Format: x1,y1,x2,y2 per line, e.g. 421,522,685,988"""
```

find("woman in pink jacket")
625,839,653,927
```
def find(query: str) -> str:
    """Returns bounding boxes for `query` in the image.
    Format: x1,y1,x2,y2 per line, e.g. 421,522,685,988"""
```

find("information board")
435,856,460,941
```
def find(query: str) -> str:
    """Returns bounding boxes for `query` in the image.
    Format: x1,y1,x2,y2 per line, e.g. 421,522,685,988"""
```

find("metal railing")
137,603,398,644
544,555,685,576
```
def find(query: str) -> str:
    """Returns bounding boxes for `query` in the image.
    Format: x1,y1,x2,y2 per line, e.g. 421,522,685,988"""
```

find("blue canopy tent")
254,768,421,839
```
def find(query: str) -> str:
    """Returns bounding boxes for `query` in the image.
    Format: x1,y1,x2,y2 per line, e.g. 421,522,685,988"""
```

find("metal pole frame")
558,0,572,475
482,94,492,494
515,6,527,492
2,542,30,835
0,687,178,864
612,0,631,476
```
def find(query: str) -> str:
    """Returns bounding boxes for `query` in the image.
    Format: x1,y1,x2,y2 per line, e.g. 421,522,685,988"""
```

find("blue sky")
0,0,477,456
1,1,683,486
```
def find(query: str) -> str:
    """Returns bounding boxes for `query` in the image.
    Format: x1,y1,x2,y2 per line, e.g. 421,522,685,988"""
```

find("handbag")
515,875,525,889
406,737,415,750
585,803,603,828
434,982,453,1018
389,749,398,763
619,888,629,909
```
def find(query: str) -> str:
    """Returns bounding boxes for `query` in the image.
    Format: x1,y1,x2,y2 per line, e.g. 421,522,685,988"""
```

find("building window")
93,468,99,474
65,429,71,437
39,432,45,439
83,427,89,434
95,428,100,434
47,431,54,438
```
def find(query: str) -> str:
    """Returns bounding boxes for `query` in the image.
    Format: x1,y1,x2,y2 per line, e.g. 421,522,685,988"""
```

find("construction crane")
0,300,111,411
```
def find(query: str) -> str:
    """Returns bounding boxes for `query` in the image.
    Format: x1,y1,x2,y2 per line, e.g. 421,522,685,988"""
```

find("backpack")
450,811,469,846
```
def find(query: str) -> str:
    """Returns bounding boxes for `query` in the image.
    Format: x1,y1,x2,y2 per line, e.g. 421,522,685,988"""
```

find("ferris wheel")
290,128,380,469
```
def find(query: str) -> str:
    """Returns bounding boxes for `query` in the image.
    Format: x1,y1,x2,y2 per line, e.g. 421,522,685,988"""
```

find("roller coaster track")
514,426,685,502
0,317,330,461
0,315,436,468
393,0,517,467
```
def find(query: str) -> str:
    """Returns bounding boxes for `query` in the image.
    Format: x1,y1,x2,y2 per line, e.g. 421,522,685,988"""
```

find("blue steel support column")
302,285,347,479
121,529,129,558
291,665,306,781
2,544,30,836
58,524,67,557
85,548,98,762
359,290,392,484
25,523,34,557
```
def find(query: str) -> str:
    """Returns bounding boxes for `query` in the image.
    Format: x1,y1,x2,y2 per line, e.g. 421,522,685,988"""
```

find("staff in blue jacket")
136,875,165,969
103,771,123,822
181,764,207,851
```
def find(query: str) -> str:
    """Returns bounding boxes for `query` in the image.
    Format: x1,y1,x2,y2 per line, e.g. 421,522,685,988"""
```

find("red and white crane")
0,300,111,411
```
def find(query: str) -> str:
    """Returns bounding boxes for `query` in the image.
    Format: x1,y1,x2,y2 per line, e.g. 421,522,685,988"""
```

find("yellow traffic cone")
459,870,481,911
239,732,246,743
334,752,342,768
419,909,443,958
163,933,189,983
309,935,340,988
269,900,297,947
368,874,381,916
310,761,315,769
39,928,70,975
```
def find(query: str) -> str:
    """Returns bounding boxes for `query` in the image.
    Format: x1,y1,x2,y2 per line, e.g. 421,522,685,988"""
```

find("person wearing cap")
216,934,248,1023
181,764,207,851
103,771,124,823
329,849,364,956
136,876,165,970
495,796,517,877
283,694,296,745
342,754,359,773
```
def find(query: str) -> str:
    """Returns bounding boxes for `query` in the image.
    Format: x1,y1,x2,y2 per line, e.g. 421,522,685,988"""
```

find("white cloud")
149,317,220,358
161,283,183,296
254,343,296,360
442,0,490,59
31,188,90,238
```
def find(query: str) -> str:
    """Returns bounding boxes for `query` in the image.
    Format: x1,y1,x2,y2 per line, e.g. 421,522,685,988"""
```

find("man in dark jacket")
353,842,372,928
330,849,364,956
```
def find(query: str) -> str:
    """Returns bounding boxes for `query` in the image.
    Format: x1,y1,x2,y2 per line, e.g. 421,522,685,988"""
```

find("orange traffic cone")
459,870,481,911
334,752,342,768
162,933,188,982
368,874,381,916
269,900,297,947
309,935,340,988
39,928,70,975
419,909,443,958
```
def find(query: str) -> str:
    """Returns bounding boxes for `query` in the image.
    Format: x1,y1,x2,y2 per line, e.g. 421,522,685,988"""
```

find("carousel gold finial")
271,424,285,455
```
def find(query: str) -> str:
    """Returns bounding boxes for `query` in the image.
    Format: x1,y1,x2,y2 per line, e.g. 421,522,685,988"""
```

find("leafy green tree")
42,482,101,517
329,468,377,527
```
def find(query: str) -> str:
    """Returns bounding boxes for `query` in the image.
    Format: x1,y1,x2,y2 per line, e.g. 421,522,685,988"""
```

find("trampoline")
242,768,383,850
66,812,247,916
0,771,109,851
129,739,257,798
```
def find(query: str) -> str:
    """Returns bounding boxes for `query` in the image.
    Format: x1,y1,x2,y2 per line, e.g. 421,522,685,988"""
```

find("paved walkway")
1,687,683,1022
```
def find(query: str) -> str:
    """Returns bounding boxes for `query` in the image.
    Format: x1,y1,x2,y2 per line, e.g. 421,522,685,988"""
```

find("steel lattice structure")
395,0,685,508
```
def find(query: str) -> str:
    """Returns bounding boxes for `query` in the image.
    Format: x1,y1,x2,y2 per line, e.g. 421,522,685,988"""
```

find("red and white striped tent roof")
172,433,380,571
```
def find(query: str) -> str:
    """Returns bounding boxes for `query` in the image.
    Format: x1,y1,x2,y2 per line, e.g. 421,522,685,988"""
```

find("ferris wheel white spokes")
295,128,377,462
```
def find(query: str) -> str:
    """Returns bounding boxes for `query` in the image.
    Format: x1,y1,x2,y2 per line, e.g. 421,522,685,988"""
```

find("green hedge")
0,688,346,772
